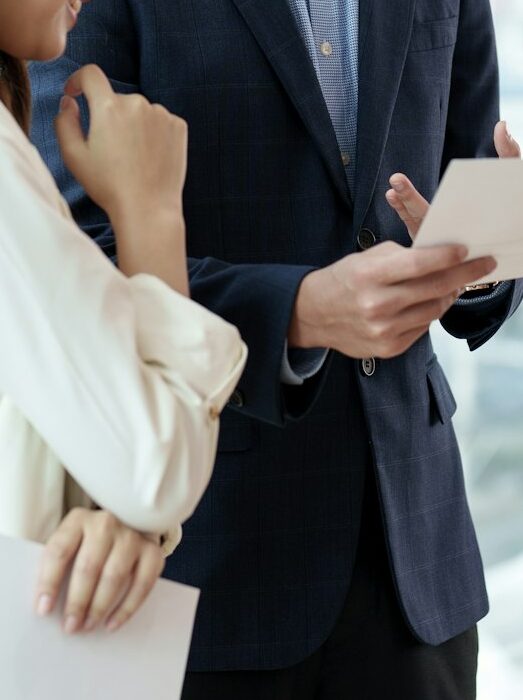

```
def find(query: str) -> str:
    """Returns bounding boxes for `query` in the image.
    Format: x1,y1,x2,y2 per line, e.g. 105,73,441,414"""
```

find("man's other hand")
386,121,522,239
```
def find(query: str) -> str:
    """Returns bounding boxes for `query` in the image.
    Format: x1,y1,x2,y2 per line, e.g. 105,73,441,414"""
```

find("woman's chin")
31,36,68,63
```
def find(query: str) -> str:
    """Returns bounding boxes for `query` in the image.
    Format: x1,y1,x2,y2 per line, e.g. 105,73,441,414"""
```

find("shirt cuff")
280,341,329,386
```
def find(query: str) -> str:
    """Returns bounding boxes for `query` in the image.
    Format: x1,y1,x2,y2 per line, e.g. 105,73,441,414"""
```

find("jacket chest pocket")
408,17,459,53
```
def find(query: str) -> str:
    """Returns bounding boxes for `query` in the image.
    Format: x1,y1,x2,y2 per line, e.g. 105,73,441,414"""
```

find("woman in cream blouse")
0,0,246,634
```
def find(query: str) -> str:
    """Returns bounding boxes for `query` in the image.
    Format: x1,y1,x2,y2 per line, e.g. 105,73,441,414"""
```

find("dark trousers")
182,468,478,700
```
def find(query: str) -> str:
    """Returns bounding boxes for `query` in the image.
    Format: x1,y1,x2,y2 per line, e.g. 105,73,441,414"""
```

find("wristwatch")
462,281,500,295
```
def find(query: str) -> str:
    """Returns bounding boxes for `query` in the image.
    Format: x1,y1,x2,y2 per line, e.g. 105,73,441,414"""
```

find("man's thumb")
494,120,521,159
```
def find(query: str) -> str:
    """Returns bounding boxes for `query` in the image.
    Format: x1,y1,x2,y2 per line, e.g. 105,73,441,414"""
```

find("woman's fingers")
35,510,84,618
105,543,165,633
64,64,114,102
387,173,430,239
35,508,165,634
62,514,115,634
494,120,522,159
55,94,85,162
56,66,115,166
82,532,142,631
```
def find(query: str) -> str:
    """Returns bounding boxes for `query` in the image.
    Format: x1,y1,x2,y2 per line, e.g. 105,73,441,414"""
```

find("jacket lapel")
230,0,352,207
354,0,417,232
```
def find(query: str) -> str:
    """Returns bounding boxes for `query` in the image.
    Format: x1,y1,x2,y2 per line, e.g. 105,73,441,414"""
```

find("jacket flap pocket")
409,18,459,52
427,361,457,424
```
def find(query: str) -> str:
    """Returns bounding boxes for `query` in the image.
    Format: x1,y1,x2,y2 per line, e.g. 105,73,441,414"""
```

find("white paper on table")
0,533,199,700
413,159,523,284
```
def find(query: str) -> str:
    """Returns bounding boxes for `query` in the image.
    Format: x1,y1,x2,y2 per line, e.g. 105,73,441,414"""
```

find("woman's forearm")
110,206,189,296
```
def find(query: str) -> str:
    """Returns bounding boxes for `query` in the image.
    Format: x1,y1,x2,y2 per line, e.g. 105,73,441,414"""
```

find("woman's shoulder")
0,100,34,161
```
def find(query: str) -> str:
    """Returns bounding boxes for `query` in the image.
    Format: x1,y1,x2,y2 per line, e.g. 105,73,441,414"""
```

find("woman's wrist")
110,205,189,294
109,200,184,240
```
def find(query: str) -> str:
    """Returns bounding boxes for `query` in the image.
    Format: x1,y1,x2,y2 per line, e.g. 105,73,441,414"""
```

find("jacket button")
229,389,245,408
357,228,377,251
361,358,376,377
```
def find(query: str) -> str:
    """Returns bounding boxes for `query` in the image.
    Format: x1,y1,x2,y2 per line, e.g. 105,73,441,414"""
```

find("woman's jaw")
0,1,89,63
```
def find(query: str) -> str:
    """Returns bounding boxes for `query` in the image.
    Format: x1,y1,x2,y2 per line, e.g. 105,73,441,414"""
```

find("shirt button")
361,358,376,377
357,228,377,251
341,153,351,167
320,41,333,57
209,405,220,420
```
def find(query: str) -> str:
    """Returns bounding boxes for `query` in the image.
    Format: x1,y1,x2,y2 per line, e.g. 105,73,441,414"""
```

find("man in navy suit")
30,0,523,697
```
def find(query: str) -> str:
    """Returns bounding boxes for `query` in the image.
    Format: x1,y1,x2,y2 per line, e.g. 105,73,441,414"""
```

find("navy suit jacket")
31,0,523,671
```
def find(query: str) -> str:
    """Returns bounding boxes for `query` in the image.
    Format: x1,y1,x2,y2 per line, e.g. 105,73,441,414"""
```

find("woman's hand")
54,64,190,294
35,508,164,634
54,64,188,225
386,121,522,238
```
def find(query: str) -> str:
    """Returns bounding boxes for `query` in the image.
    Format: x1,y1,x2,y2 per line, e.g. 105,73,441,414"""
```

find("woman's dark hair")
0,52,31,134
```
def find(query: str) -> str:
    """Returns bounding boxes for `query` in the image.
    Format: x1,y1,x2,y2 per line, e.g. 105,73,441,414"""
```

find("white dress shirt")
0,102,247,552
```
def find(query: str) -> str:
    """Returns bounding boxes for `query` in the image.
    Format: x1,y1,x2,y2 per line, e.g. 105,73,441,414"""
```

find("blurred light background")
432,1,523,695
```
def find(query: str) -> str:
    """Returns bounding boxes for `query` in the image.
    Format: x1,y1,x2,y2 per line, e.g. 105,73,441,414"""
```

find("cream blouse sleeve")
0,129,247,535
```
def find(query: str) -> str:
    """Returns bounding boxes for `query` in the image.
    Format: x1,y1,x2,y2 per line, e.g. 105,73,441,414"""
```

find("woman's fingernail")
106,618,120,633
505,122,513,141
59,95,74,113
36,594,53,617
64,615,79,635
83,617,97,632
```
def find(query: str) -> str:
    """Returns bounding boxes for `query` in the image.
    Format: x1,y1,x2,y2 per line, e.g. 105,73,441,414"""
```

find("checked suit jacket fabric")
30,0,523,672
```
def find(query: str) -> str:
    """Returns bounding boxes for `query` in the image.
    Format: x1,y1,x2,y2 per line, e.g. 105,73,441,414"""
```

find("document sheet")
413,159,523,284
0,534,199,700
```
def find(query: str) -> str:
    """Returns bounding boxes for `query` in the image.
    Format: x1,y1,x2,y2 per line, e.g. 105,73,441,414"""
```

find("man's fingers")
35,515,84,618
395,293,458,334
368,241,468,285
494,121,521,159
105,545,164,633
404,255,497,304
394,324,432,356
373,323,431,359
385,188,410,220
431,255,497,295
386,189,421,239
64,64,114,102
82,536,141,631
62,530,113,634
388,173,430,239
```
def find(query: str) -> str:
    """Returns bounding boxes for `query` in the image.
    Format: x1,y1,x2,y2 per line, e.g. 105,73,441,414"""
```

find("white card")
0,534,199,700
414,159,523,284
